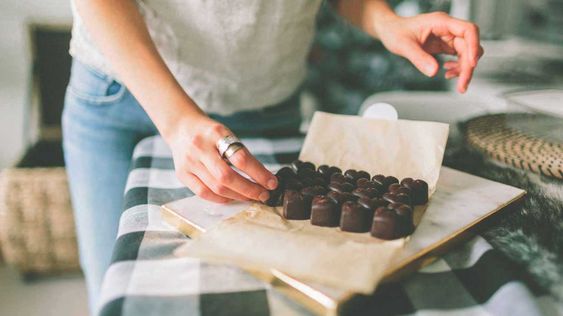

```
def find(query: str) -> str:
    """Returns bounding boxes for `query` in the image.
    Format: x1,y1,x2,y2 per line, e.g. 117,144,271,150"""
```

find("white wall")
0,1,72,168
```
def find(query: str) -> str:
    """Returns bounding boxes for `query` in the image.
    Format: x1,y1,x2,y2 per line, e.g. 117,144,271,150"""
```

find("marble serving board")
162,167,525,316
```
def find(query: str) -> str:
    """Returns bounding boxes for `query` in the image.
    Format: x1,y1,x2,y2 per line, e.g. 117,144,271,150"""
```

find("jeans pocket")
67,61,126,105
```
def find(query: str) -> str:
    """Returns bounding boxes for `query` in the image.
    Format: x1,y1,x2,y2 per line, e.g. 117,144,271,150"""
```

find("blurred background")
0,0,562,315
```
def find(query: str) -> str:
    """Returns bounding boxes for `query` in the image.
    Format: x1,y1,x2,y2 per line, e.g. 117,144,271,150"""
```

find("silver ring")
216,135,243,158
223,143,244,160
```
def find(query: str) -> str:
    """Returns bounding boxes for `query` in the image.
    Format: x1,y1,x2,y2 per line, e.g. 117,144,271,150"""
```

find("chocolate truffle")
328,181,354,194
283,190,311,220
297,167,316,181
371,208,398,240
300,161,316,171
330,173,348,184
327,191,357,205
311,196,340,227
371,174,386,186
290,160,303,172
265,187,284,207
352,187,379,200
413,179,429,204
284,178,304,191
383,176,399,189
340,201,372,233
301,185,328,203
401,178,428,205
344,169,369,183
383,192,411,206
392,204,414,235
318,165,341,183
276,166,296,180
358,197,388,210
388,183,402,193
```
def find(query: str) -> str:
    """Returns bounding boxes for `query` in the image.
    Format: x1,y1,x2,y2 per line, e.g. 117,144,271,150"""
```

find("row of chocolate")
265,160,429,240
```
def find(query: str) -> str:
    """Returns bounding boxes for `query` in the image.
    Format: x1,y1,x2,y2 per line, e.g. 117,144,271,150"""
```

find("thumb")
399,41,439,77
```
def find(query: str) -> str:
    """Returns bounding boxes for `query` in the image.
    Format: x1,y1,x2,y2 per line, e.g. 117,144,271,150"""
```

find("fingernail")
267,178,278,190
259,191,270,202
424,64,435,77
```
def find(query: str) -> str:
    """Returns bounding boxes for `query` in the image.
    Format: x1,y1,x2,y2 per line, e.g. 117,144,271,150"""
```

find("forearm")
330,0,398,39
74,0,205,140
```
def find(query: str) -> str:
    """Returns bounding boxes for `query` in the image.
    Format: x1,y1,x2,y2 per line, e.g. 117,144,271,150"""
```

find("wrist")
371,5,400,39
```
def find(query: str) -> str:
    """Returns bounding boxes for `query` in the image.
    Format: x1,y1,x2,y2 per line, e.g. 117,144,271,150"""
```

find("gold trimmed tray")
162,167,525,315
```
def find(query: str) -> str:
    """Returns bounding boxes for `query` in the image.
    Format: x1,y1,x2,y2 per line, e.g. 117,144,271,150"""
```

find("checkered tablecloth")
98,136,560,316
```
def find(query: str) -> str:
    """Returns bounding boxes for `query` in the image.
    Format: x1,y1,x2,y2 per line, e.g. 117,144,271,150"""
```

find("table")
97,136,558,316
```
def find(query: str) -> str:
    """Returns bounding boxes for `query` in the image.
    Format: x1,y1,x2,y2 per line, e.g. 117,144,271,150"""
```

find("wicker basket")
0,167,80,275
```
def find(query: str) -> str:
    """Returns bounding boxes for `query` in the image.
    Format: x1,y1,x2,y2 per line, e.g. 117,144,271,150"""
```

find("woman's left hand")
375,12,484,93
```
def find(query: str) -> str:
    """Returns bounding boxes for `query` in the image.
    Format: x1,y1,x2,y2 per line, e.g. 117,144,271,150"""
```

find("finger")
435,16,480,67
228,147,278,191
445,70,459,79
192,162,253,201
202,153,270,202
179,172,232,203
443,61,458,70
399,40,439,77
457,49,474,93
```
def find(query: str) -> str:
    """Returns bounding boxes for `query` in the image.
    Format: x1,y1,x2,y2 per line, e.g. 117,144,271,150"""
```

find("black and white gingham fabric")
98,136,560,316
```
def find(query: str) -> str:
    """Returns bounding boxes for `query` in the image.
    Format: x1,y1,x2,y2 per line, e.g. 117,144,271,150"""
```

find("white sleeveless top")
69,0,322,115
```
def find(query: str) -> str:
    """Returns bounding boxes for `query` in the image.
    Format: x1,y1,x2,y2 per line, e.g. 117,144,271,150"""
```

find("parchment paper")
181,112,449,294
300,112,449,193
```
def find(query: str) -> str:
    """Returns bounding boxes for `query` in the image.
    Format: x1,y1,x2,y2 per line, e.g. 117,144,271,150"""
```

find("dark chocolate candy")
297,167,316,180
401,178,428,205
340,201,372,233
383,192,411,206
328,181,354,193
392,204,414,235
330,173,348,184
371,208,398,240
318,165,342,182
413,179,429,204
301,185,328,200
358,197,388,210
290,160,303,172
283,190,310,220
327,191,357,205
265,187,284,207
310,196,340,227
284,178,304,191
344,169,370,183
276,166,296,179
352,187,379,200
300,161,316,171
371,174,386,186
383,176,399,189
388,183,402,193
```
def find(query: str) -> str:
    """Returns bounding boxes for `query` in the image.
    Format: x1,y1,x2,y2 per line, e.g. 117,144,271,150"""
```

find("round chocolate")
330,173,348,184
284,178,304,191
357,170,371,181
300,161,316,171
327,191,357,205
311,196,340,227
352,187,379,200
356,178,371,188
297,167,316,180
318,165,341,182
290,160,303,172
340,201,372,233
283,190,310,220
371,209,398,240
413,179,429,205
358,197,388,210
265,187,284,207
383,192,411,206
383,176,399,189
388,183,402,193
275,166,296,181
371,174,386,186
344,169,359,182
328,181,354,194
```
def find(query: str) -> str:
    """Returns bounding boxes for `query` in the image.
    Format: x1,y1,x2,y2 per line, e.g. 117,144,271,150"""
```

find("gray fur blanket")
444,126,563,301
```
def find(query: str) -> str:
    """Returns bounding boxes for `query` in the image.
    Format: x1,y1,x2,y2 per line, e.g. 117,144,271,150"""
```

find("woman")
64,0,482,312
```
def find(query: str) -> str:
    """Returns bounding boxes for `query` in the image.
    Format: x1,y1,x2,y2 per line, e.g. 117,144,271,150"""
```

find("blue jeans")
62,60,301,314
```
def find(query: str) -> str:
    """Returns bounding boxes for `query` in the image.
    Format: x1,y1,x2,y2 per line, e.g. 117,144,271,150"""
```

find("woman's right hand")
167,115,278,204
